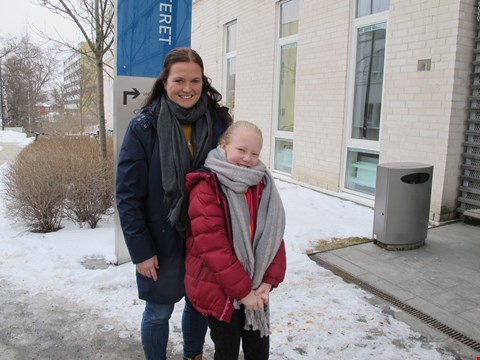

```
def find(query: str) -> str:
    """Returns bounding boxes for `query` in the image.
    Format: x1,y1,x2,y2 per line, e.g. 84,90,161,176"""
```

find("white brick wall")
192,0,476,221
382,0,476,221
294,0,351,191
233,1,277,161
192,0,277,162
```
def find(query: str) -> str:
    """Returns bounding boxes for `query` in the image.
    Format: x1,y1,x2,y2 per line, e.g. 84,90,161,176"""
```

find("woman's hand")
136,256,159,281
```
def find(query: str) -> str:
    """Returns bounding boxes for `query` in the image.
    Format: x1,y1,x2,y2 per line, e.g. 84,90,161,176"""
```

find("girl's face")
221,128,263,168
163,61,203,108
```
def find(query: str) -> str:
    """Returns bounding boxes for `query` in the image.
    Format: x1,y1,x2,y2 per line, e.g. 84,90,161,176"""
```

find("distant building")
35,102,50,117
191,0,480,223
63,42,97,130
63,50,80,111
103,51,114,134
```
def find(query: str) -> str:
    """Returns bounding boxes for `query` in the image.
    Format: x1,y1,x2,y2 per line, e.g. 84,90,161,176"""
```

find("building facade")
191,0,477,223
103,51,115,133
63,42,97,131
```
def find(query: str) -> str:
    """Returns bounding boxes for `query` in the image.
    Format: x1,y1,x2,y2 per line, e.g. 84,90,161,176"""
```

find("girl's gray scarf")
204,146,286,338
157,93,213,235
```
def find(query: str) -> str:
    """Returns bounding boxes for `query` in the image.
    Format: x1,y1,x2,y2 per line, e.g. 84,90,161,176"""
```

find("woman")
116,47,232,360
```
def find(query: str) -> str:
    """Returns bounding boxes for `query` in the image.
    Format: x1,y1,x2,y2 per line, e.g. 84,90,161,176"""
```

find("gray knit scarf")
204,146,286,337
157,93,213,235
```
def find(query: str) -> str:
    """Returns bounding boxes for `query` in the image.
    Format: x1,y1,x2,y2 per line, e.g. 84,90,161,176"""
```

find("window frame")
271,0,299,175
356,0,390,18
223,20,237,118
342,8,388,197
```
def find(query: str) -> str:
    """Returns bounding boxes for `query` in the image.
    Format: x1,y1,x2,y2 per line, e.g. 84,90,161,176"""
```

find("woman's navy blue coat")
116,99,229,304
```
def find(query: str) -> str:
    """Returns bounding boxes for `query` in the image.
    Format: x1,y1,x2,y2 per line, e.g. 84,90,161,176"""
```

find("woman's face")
163,61,203,108
221,128,263,168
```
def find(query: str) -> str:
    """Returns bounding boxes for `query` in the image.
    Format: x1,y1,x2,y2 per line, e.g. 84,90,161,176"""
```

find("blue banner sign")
116,0,192,78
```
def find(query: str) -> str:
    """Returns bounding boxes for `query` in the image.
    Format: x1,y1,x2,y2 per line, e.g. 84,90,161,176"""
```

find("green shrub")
3,136,113,232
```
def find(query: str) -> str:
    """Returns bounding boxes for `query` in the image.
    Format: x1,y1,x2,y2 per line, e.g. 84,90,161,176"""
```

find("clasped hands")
240,283,272,311
138,256,272,312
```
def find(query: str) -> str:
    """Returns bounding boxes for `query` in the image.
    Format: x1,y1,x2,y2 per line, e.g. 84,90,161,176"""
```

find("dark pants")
208,309,269,360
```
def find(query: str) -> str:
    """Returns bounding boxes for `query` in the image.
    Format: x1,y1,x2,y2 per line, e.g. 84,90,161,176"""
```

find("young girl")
184,121,287,360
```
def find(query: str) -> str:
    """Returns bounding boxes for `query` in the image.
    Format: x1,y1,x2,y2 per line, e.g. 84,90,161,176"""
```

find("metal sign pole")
114,0,192,265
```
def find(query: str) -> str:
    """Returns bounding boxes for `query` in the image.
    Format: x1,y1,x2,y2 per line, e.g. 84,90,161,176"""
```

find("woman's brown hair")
142,47,223,108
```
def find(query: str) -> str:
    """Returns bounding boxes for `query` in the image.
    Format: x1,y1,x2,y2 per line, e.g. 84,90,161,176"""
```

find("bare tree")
44,81,82,135
37,0,114,158
50,81,66,113
0,37,19,130
2,35,56,131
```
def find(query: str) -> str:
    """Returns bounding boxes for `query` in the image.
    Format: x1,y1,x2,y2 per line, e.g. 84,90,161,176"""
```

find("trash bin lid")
378,162,433,170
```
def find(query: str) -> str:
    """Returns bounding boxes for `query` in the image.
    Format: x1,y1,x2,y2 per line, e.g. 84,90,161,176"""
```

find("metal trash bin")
373,162,433,250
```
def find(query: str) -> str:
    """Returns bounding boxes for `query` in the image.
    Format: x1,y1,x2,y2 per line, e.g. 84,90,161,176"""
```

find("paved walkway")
311,221,480,358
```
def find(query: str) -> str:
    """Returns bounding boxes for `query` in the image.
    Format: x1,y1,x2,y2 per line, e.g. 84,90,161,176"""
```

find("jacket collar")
142,99,161,131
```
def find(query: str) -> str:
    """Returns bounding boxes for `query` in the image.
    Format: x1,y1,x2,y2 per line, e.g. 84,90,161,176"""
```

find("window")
278,43,297,132
273,0,299,174
344,1,388,197
274,139,293,173
356,0,390,17
224,21,237,117
345,148,379,195
280,0,299,37
351,23,386,141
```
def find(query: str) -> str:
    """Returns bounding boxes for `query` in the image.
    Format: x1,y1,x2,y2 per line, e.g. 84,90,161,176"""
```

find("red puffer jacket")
184,170,287,323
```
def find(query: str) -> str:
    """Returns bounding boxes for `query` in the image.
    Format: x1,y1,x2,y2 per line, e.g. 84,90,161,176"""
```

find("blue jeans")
182,297,209,358
141,298,208,360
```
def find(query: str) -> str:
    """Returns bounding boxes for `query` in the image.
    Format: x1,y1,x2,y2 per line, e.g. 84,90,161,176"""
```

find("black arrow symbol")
123,88,140,105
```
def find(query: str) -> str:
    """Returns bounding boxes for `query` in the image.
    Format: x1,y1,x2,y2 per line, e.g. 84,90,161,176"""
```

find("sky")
0,0,82,45
0,130,461,359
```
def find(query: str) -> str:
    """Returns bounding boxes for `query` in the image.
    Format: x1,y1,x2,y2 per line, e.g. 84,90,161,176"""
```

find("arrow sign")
123,88,140,105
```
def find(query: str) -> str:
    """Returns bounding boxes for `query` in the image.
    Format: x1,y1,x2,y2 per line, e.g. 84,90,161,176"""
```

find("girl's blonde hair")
219,120,263,146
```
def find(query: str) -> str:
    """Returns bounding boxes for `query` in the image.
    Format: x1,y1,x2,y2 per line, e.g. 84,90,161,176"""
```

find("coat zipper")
219,296,231,321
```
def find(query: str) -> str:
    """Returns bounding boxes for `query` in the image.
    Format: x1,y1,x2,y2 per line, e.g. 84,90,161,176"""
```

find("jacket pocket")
193,262,206,288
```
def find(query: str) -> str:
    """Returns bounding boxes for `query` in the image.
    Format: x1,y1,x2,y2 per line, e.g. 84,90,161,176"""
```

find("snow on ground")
0,131,457,359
